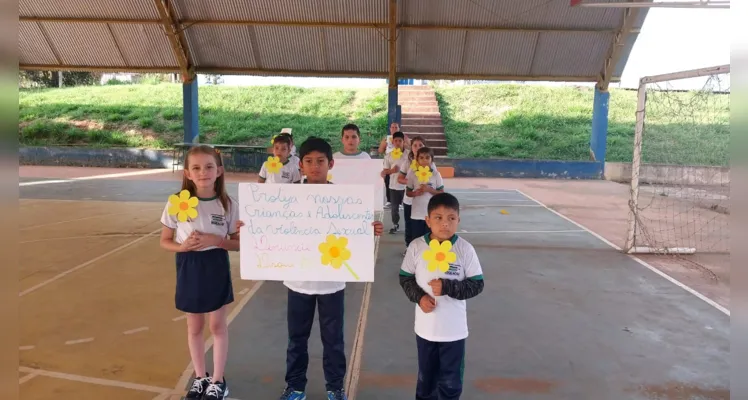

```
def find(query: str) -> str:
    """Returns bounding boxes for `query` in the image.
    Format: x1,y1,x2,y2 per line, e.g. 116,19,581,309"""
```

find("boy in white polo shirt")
258,134,302,184
406,146,444,242
398,192,485,400
333,123,372,159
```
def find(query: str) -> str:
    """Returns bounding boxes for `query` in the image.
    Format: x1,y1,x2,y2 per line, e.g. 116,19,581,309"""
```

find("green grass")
435,84,729,166
19,83,388,152
19,82,729,165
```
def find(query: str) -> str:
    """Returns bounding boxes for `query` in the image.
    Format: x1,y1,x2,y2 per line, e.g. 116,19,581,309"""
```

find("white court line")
20,233,150,244
462,204,542,208
65,337,94,345
19,345,35,351
123,326,149,335
460,198,536,202
19,168,173,186
238,288,250,295
19,366,175,395
172,281,265,394
171,314,187,322
21,213,120,231
514,189,730,316
19,371,39,385
19,228,161,297
460,229,586,234
449,190,519,194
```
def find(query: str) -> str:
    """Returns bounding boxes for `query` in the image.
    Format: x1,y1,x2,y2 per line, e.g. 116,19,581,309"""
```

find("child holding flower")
259,134,301,184
398,192,485,400
405,146,444,241
381,131,408,234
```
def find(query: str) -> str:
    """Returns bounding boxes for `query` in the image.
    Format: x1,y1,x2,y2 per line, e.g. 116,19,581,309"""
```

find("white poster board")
238,183,376,282
328,159,385,212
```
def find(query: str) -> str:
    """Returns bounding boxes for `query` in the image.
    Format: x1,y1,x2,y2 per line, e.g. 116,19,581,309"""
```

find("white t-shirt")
383,151,408,191
160,194,240,250
283,180,346,296
406,166,444,220
401,160,436,205
384,135,394,154
259,158,302,183
400,234,484,342
333,151,371,160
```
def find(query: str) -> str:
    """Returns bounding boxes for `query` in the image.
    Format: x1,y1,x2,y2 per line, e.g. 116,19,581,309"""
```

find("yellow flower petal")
168,204,181,215
187,196,199,207
445,252,457,263
321,253,332,265
429,239,441,252
319,242,330,254
439,240,452,252
331,257,344,269
179,190,191,201
186,208,198,219
177,210,189,222
168,194,181,206
339,248,351,261
426,260,438,272
438,261,450,272
335,236,349,249
422,251,435,262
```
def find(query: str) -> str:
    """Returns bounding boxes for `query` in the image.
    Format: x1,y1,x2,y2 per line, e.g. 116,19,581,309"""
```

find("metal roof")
18,0,649,86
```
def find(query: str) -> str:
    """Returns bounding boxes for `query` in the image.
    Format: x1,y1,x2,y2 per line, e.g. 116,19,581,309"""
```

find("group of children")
159,123,484,400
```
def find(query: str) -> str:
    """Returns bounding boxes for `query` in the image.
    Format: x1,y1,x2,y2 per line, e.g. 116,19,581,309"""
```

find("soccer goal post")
623,64,730,257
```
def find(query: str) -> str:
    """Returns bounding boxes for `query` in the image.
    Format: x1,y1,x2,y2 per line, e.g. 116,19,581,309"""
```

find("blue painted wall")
183,79,199,143
450,159,603,179
590,87,610,163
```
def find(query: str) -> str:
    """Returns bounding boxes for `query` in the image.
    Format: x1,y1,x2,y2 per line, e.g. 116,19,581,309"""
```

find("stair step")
400,125,444,133
429,146,448,156
398,93,436,99
398,85,432,91
399,101,439,108
401,106,440,113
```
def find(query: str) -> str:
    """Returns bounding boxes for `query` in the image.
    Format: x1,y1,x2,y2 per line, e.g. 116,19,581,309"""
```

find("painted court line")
238,288,250,295
173,281,265,393
65,337,94,345
462,204,542,208
20,233,151,244
19,372,39,385
19,366,174,395
19,228,161,297
19,168,172,186
459,229,586,234
514,189,730,317
19,345,35,351
123,326,150,335
21,213,120,231
172,314,187,322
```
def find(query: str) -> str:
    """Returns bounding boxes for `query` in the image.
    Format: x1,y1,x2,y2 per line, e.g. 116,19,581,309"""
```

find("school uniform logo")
281,171,291,180
210,214,226,226
445,263,462,276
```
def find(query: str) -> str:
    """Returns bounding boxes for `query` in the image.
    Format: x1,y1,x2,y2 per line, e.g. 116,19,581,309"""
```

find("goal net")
623,65,729,272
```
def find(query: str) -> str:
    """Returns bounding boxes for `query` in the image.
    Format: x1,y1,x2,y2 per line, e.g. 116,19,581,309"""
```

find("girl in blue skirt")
160,145,240,400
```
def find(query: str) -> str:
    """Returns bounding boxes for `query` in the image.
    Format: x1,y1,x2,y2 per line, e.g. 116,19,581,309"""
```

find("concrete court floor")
19,168,729,400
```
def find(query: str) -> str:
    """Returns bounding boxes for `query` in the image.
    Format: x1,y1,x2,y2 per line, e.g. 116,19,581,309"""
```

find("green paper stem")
344,261,360,280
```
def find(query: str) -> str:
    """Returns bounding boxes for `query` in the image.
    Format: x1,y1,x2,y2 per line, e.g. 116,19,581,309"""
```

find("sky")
206,4,731,91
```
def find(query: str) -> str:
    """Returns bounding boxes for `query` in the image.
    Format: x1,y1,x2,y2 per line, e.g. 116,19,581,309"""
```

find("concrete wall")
20,146,177,168
604,162,730,185
438,158,603,179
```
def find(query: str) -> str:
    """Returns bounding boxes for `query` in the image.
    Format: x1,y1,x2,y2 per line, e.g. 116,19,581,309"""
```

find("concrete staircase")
398,85,448,157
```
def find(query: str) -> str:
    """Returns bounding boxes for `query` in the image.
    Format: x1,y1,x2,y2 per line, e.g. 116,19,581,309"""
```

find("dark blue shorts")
175,248,234,314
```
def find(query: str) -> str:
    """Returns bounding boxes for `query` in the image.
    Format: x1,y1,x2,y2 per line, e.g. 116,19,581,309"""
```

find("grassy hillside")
19,84,388,153
435,84,729,166
19,83,729,165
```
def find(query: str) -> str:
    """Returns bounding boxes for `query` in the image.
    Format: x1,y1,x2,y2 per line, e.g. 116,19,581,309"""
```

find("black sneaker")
389,224,399,234
327,389,348,400
203,378,229,400
185,373,211,399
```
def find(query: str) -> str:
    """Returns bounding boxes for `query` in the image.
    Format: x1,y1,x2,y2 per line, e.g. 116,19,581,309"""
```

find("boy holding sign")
237,137,383,400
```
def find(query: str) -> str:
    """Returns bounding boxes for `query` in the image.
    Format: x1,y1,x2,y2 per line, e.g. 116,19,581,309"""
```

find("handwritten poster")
238,183,376,282
327,159,385,211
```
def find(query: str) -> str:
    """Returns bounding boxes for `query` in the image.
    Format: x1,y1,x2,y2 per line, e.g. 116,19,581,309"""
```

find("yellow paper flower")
391,147,403,160
422,239,457,273
265,156,282,174
318,234,358,279
327,173,333,182
416,166,433,184
167,190,199,222
410,159,418,171
270,134,278,144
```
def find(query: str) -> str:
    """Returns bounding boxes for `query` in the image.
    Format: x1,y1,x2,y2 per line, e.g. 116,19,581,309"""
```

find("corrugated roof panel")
531,31,613,77
110,24,178,67
324,27,388,73
397,30,462,75
18,21,58,65
254,26,326,71
41,22,125,67
20,0,160,19
461,31,537,76
172,0,386,24
184,25,257,69
402,0,622,30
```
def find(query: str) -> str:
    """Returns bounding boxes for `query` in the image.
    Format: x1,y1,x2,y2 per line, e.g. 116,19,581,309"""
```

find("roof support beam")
597,6,639,91
18,63,613,82
388,0,398,89
19,16,633,34
153,0,193,82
